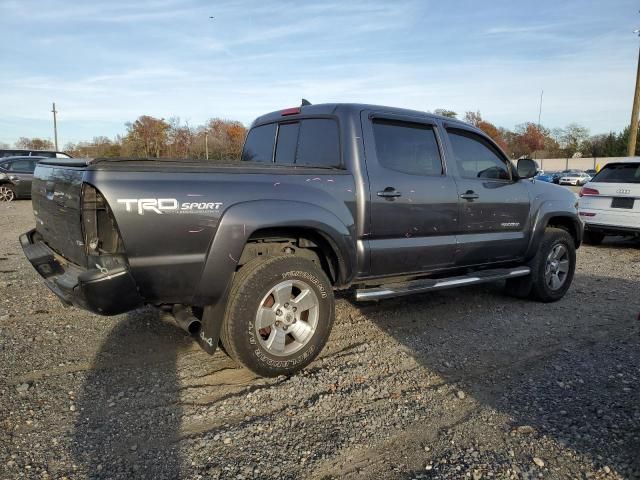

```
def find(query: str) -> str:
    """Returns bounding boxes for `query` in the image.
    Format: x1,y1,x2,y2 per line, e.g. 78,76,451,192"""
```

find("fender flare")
193,199,356,354
524,200,583,260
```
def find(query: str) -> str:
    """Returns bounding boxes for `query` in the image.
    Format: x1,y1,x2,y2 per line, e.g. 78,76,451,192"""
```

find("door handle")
377,187,402,198
459,190,479,200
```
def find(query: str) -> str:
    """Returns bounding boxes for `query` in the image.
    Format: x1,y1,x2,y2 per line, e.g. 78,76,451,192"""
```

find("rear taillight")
81,183,124,255
579,187,599,197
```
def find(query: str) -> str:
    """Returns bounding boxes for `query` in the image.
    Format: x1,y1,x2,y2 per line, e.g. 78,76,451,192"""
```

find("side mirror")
517,158,537,179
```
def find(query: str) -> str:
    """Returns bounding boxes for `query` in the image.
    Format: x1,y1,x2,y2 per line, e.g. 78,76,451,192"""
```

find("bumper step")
355,266,531,301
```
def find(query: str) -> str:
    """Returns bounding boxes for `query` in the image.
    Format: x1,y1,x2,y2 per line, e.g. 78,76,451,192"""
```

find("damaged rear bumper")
20,229,143,315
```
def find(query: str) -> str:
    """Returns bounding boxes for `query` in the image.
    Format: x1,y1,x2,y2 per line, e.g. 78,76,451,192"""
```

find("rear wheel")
220,255,334,377
0,185,15,202
505,227,576,302
583,231,605,245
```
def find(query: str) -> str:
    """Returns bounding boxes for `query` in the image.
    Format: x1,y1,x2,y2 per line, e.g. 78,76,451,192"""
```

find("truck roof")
252,102,472,129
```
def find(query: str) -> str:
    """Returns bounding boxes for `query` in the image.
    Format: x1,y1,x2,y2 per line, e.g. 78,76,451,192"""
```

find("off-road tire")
583,231,605,245
220,255,334,377
505,227,576,302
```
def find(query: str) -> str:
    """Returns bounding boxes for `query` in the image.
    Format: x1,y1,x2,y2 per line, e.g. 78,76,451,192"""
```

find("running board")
355,267,531,301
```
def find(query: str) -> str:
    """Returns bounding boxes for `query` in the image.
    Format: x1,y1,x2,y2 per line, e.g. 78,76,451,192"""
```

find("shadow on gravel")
72,308,187,479
597,235,640,250
358,272,640,477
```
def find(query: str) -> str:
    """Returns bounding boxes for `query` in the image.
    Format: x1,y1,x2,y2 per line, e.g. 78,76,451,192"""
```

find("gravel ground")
1,200,639,480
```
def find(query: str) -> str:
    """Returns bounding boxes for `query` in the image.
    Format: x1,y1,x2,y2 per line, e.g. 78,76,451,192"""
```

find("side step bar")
355,266,531,301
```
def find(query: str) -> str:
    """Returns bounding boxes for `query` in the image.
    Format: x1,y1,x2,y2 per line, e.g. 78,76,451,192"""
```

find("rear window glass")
242,118,340,167
241,123,276,162
295,119,340,167
274,122,299,164
592,163,640,183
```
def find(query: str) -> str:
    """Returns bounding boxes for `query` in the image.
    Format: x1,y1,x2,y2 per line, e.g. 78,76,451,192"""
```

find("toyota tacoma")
21,103,582,377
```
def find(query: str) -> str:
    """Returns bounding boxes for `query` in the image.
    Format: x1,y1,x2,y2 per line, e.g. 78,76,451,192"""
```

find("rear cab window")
242,118,340,167
592,163,640,183
241,123,276,162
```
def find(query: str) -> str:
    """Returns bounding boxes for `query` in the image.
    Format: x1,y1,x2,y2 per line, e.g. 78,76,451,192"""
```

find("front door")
444,127,531,266
362,112,459,277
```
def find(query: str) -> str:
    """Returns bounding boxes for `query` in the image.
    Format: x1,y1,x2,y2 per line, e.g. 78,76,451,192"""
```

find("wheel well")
547,216,580,247
239,228,341,285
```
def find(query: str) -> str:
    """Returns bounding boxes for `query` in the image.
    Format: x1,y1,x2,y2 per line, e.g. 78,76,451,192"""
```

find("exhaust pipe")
160,304,201,335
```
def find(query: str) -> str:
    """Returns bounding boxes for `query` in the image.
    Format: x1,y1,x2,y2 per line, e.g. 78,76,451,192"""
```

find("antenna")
301,99,311,106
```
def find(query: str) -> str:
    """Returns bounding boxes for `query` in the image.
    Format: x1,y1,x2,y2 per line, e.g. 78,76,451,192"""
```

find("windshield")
592,163,640,183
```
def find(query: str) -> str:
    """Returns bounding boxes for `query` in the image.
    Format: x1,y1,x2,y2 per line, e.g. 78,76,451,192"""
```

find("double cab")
21,103,582,377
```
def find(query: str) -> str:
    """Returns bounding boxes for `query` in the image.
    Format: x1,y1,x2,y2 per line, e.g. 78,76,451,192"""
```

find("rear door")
7,159,36,197
362,112,459,276
443,127,531,266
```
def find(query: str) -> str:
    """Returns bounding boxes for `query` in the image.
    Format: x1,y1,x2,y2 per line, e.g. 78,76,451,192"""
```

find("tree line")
432,109,639,159
9,116,247,161
8,111,639,160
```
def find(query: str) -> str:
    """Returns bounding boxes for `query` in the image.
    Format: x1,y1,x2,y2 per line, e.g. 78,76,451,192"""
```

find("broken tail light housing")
81,183,124,256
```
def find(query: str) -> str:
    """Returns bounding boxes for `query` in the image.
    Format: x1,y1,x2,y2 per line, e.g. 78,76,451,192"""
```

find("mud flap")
196,287,230,355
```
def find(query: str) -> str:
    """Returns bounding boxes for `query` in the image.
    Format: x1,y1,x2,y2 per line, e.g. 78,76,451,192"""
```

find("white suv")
578,160,640,244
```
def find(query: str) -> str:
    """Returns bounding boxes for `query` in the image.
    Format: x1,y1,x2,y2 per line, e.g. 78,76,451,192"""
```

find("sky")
0,0,639,147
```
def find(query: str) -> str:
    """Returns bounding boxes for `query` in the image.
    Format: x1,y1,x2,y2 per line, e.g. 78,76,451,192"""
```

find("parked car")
551,170,579,184
0,156,45,201
535,171,555,183
20,103,582,378
0,149,71,159
585,169,597,176
578,159,640,244
559,171,591,186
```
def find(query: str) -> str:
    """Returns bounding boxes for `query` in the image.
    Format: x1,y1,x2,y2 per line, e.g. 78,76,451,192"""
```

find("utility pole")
534,90,543,161
205,132,209,160
537,90,543,129
628,28,640,157
51,102,59,150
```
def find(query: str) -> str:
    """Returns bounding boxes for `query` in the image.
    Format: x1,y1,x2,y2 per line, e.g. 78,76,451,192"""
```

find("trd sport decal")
117,198,223,215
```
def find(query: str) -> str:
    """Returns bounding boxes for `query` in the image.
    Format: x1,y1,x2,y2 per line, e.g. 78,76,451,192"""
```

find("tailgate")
32,163,87,267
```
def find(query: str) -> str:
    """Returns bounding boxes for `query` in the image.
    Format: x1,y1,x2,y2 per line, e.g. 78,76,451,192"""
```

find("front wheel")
505,227,576,302
220,255,334,377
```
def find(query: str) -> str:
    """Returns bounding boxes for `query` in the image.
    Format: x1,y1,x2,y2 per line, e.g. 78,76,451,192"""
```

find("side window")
8,160,33,172
274,122,299,164
296,119,340,167
241,123,276,162
447,129,511,180
372,119,443,176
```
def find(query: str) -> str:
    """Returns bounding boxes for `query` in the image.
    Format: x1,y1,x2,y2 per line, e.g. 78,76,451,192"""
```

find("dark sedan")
0,156,45,201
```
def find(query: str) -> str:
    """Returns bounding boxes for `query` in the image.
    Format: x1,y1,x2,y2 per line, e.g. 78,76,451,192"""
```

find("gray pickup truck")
21,103,582,377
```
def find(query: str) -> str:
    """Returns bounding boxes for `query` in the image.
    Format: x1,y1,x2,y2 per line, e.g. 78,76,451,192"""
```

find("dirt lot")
1,200,639,480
